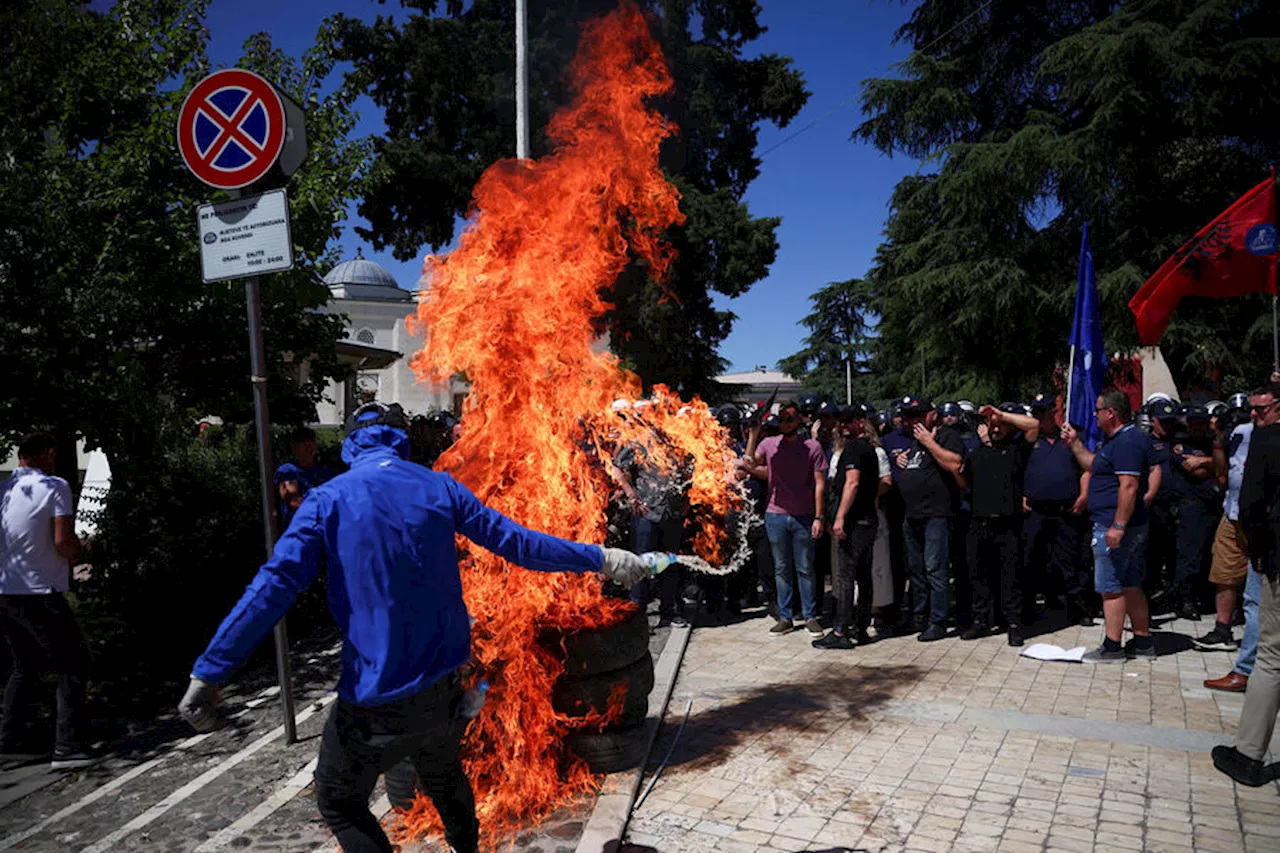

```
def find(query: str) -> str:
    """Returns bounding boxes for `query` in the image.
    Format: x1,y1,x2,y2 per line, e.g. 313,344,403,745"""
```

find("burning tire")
564,723,649,774
553,651,654,723
556,606,650,678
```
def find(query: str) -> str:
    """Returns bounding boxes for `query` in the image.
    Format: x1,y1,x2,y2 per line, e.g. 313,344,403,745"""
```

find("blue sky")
152,0,923,373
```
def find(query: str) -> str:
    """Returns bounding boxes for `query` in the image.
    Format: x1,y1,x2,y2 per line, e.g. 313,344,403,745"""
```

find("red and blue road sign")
178,69,286,190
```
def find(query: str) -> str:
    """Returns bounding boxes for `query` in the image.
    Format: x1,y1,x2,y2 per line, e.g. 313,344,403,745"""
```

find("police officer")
1171,403,1222,620
1144,397,1182,607
177,403,650,853
1022,392,1094,626
959,404,1040,646
938,401,978,632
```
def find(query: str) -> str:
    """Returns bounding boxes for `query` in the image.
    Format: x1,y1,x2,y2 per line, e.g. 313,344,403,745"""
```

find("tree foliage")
0,0,369,481
851,0,1280,403
778,278,876,403
335,0,809,397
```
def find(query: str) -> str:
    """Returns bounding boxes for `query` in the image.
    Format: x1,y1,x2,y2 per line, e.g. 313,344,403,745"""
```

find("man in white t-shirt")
0,432,93,768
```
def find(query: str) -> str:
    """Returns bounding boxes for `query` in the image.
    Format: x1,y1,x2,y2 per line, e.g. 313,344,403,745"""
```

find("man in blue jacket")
178,403,649,853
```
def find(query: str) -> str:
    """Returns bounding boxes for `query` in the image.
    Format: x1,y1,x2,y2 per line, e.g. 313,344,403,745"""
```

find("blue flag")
1069,223,1107,450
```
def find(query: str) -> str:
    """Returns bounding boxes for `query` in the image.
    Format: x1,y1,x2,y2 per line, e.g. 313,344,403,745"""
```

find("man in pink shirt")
746,400,828,637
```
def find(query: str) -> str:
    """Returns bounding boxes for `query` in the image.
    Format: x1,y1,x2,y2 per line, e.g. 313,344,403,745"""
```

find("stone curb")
573,622,693,853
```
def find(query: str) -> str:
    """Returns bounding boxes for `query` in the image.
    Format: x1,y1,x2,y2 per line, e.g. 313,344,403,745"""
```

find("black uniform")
828,438,881,635
1022,430,1091,620
1172,433,1222,610
964,436,1033,629
1145,431,1181,600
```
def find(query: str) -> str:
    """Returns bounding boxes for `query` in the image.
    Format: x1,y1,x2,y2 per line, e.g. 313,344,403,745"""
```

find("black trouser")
1146,499,1178,596
951,508,973,628
967,516,1023,628
0,593,90,753
748,520,778,618
314,676,478,853
630,514,684,616
882,491,909,625
1023,501,1090,613
1175,496,1219,600
833,521,878,634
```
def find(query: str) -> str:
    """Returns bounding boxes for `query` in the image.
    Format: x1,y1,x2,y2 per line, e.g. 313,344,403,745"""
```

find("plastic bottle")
640,552,680,575
458,680,490,719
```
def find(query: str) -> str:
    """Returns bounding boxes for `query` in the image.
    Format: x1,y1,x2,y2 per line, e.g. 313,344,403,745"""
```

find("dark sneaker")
960,624,988,641
804,618,824,637
1192,624,1237,652
1212,745,1267,787
1124,639,1157,660
1178,600,1201,621
50,750,97,770
1007,626,1024,647
812,631,855,650
769,618,794,637
852,628,873,646
1081,644,1127,664
918,624,947,642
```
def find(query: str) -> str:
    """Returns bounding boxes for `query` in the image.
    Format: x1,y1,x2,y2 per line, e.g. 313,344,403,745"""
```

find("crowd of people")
701,384,1280,679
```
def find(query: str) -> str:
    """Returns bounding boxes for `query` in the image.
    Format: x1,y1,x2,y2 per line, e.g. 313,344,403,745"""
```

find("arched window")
356,327,376,345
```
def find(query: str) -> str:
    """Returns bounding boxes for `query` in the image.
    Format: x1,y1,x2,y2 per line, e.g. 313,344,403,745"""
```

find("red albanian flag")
1129,175,1278,344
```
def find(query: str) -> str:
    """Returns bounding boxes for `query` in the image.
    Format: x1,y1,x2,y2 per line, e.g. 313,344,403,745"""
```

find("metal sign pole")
515,0,530,159
244,275,297,744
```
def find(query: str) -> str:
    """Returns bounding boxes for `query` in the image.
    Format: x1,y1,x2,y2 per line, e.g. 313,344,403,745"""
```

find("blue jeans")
1235,566,1262,676
765,513,817,621
1091,523,1149,593
630,515,683,615
903,517,951,627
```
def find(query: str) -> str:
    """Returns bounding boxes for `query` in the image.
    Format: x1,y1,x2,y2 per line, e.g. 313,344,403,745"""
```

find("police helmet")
1229,392,1250,412
957,400,977,417
1180,403,1210,421
1147,398,1178,421
1145,392,1174,406
998,402,1024,415
798,392,822,416
937,401,962,418
714,404,742,427
346,401,409,435
875,410,894,434
762,413,781,433
428,410,458,429
816,400,839,418
1029,393,1055,412
1206,400,1227,418
835,405,858,422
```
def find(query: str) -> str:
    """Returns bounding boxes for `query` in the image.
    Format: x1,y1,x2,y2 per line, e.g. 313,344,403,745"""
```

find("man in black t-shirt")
882,396,967,641
814,406,882,649
960,404,1040,646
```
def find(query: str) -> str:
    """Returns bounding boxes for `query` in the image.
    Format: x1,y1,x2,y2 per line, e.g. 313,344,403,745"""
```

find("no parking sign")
178,68,289,190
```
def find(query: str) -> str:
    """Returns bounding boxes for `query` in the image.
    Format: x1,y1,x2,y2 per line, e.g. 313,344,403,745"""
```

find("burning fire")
398,2,744,847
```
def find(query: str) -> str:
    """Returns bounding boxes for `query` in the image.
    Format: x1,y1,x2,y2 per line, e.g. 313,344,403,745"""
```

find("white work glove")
179,677,220,732
598,547,650,588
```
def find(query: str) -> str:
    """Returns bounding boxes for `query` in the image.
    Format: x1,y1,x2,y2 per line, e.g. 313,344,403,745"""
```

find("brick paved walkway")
627,613,1280,853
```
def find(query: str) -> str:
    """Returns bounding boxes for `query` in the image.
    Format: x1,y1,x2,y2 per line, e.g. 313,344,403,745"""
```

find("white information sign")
197,189,294,282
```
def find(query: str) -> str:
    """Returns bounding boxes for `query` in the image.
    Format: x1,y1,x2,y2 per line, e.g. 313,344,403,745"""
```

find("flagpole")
1066,344,1076,426
1273,168,1279,374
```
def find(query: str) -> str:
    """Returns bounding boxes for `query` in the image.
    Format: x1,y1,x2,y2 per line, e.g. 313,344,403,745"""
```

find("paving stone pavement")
0,617,671,853
626,612,1280,853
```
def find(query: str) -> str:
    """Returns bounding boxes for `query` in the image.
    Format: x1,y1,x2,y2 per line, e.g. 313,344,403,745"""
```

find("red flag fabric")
1129,176,1278,344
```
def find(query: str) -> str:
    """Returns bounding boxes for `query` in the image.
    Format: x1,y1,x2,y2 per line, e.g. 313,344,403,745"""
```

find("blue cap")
1180,403,1210,421
1029,393,1055,412
1148,399,1178,420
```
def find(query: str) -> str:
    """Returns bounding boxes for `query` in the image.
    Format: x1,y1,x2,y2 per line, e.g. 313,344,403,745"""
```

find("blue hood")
341,424,411,465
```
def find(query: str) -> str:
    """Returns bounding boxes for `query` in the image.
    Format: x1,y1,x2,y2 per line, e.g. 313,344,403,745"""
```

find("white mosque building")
314,251,467,426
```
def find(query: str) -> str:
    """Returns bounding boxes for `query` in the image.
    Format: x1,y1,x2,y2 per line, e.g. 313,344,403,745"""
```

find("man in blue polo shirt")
1022,392,1092,626
1064,389,1161,663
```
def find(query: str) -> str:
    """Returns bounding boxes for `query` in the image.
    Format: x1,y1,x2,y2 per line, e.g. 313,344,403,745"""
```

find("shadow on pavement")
649,665,923,772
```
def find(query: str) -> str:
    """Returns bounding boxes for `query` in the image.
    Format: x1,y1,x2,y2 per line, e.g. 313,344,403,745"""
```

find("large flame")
399,3,743,847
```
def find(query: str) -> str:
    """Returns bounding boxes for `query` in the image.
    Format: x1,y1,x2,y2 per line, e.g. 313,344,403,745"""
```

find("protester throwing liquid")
177,403,649,853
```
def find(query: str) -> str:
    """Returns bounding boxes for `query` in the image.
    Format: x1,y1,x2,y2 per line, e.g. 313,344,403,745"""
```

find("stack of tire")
554,606,653,774
383,608,654,810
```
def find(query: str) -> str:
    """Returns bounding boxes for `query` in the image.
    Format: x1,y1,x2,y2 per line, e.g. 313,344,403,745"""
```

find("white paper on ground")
1020,643,1087,662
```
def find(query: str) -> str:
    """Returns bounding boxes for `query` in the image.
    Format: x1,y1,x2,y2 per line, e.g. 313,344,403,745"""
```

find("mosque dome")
323,248,399,289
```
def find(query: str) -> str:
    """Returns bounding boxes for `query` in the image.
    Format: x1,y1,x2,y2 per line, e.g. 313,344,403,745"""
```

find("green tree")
0,0,370,480
853,0,1280,402
778,278,877,403
335,0,809,397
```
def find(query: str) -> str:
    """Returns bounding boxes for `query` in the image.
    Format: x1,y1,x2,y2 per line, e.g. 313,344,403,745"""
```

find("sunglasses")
1251,401,1278,413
